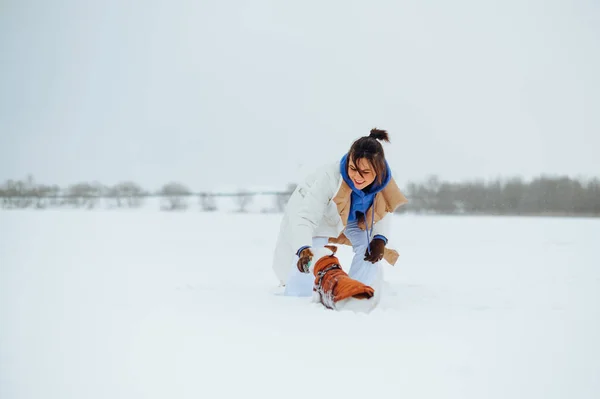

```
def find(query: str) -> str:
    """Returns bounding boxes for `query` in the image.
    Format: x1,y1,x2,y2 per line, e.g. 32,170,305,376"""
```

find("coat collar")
333,176,408,229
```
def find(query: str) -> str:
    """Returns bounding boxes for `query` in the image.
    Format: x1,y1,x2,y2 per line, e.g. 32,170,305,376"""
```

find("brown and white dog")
308,245,380,312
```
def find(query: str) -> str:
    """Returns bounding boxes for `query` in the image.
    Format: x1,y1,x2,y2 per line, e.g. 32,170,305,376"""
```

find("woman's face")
348,158,376,190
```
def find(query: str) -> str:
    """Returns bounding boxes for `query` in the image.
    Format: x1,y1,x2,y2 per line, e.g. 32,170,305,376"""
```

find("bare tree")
199,193,218,212
108,181,145,208
159,182,191,211
585,178,600,215
0,183,8,208
64,182,104,209
502,177,525,214
31,184,61,209
235,189,253,213
1,177,34,208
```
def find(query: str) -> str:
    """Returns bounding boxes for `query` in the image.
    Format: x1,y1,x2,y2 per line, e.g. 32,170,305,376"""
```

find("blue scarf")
339,153,391,223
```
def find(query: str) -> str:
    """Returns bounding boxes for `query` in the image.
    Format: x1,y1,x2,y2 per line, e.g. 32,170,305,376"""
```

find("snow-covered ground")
1,209,599,399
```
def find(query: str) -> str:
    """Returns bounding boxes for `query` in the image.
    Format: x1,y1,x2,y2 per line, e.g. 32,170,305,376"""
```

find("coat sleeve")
371,212,392,242
287,167,337,253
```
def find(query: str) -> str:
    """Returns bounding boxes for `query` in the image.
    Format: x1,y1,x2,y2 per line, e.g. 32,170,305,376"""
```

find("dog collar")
313,255,341,275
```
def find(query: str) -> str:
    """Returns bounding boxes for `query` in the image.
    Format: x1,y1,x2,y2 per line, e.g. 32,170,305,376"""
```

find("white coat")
271,159,408,285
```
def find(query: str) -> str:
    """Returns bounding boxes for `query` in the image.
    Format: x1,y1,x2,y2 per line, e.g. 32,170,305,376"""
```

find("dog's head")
309,245,338,274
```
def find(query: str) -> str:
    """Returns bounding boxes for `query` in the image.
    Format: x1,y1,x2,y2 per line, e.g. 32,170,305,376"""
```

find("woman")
272,128,408,296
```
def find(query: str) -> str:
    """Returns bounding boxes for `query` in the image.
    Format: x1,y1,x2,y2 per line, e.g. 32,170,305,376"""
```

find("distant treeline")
402,175,600,216
0,176,294,213
1,175,599,216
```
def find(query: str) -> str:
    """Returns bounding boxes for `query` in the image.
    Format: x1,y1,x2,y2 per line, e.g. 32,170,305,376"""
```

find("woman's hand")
296,247,314,273
364,238,385,263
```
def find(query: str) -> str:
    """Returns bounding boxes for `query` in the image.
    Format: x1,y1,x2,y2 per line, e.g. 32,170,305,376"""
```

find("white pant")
283,221,382,297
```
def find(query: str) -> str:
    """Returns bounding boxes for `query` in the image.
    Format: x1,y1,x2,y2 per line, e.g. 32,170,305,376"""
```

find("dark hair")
346,128,390,186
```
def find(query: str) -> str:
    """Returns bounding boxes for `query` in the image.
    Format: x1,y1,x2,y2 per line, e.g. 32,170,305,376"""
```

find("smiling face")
348,158,377,190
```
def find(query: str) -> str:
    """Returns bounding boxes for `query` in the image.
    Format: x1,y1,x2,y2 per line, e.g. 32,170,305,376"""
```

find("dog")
308,245,380,312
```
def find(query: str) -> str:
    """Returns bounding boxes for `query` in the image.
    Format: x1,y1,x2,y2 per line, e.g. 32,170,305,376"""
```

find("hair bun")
369,128,390,143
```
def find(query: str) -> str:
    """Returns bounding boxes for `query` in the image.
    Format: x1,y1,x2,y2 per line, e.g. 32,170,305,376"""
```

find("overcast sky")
1,0,599,191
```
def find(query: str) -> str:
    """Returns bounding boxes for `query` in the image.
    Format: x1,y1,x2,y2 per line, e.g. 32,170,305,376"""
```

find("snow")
1,209,599,399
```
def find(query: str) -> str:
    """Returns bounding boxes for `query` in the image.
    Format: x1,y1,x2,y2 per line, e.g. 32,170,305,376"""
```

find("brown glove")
296,247,314,273
364,238,385,263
